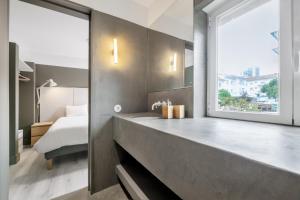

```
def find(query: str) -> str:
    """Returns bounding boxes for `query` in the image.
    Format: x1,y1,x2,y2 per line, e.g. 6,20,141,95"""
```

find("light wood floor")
9,148,88,200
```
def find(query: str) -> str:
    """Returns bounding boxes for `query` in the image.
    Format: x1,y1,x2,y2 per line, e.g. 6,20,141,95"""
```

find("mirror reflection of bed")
34,87,89,170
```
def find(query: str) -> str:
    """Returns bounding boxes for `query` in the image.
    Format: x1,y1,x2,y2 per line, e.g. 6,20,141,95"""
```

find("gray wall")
147,30,185,92
90,10,148,193
19,62,36,145
9,43,20,165
148,87,194,118
35,64,88,122
0,0,9,198
36,64,88,87
89,11,195,194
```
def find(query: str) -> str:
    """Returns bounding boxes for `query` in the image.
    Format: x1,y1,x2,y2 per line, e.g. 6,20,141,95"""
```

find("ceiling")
10,0,89,69
131,0,157,7
70,0,193,41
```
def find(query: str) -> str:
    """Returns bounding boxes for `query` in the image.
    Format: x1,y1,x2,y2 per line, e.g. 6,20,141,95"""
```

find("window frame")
206,0,294,124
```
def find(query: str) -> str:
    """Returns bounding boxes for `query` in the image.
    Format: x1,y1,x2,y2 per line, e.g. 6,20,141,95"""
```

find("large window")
217,0,279,113
206,0,293,124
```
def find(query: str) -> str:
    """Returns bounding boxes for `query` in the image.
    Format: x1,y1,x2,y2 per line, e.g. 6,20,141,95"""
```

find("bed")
34,114,88,169
36,88,89,169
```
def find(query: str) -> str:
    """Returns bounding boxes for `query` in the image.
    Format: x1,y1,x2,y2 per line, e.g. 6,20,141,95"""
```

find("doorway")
8,0,91,199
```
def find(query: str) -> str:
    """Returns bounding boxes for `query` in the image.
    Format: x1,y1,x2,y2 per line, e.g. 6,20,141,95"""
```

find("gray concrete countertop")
115,112,300,176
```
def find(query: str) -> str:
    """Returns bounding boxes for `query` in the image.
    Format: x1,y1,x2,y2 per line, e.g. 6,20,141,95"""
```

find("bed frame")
45,144,88,170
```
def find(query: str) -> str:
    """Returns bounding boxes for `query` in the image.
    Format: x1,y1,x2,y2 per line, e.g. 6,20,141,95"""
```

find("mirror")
148,0,194,92
185,42,194,87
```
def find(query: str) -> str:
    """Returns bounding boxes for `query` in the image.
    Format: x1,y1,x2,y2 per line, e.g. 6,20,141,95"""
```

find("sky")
218,0,279,76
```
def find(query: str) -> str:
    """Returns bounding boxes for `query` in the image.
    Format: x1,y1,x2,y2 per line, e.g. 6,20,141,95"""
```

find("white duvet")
34,116,88,153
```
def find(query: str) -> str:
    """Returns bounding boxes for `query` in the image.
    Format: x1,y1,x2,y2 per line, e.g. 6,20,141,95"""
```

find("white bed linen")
34,116,88,153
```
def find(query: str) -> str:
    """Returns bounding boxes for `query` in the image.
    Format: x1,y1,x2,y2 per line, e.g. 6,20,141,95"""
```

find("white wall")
40,87,88,122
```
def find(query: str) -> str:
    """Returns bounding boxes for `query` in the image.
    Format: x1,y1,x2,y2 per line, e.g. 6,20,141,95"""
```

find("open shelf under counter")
116,156,181,200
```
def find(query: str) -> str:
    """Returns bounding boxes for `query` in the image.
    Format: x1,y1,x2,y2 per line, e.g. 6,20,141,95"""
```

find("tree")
218,89,259,111
218,89,232,106
261,79,278,100
219,89,231,99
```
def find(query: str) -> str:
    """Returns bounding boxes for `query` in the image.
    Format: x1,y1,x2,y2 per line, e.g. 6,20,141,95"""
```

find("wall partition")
90,10,149,193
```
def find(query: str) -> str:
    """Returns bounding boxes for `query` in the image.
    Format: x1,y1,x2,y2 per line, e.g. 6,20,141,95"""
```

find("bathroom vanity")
113,113,300,200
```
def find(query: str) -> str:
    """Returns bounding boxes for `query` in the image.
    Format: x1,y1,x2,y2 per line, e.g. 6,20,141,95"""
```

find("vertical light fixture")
170,53,177,71
113,38,118,64
173,53,177,71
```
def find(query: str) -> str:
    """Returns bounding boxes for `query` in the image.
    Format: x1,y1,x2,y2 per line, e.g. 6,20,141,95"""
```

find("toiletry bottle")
162,100,173,119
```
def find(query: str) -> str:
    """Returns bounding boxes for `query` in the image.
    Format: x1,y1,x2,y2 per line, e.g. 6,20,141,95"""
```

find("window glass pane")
217,0,280,113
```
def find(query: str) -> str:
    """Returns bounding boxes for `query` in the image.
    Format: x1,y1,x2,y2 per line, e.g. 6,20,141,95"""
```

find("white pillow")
66,104,88,117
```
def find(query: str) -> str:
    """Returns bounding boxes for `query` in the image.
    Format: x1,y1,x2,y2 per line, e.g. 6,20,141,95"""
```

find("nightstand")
31,122,53,145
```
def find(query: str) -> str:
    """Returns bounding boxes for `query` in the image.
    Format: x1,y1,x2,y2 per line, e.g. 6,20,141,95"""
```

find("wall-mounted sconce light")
113,38,118,64
170,53,177,72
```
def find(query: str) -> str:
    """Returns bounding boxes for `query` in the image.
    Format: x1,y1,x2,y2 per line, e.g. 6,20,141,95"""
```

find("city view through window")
217,0,279,113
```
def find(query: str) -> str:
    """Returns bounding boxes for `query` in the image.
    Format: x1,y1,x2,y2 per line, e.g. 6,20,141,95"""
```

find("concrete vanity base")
113,113,300,200
116,160,181,200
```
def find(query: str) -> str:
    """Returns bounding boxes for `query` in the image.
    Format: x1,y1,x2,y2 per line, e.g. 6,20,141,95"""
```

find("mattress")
34,116,88,153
